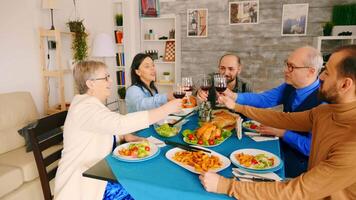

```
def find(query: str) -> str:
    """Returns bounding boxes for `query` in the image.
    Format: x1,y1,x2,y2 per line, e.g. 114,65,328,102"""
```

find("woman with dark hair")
126,53,175,113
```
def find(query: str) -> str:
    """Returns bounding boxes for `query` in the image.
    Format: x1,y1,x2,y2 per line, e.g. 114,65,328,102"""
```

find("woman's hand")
123,134,145,143
199,172,220,193
164,99,182,114
256,126,286,138
167,92,175,101
218,96,236,110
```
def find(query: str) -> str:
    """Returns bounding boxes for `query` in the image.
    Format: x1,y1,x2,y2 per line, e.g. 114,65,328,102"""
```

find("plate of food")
230,149,283,173
182,122,232,147
242,120,261,133
165,147,231,174
112,141,160,162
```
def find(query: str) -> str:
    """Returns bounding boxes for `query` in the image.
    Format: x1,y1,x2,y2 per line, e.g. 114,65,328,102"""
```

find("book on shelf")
116,53,125,66
116,70,126,86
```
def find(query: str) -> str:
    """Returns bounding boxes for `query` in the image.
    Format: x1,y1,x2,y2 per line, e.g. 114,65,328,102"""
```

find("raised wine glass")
182,77,193,105
213,74,227,107
173,83,186,99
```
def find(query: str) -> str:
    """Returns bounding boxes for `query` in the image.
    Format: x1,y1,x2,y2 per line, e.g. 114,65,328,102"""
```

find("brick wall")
160,0,356,91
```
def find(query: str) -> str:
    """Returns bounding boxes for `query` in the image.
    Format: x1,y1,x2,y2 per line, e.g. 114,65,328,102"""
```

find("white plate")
112,142,160,162
165,146,231,174
172,106,197,116
242,120,261,133
230,148,282,173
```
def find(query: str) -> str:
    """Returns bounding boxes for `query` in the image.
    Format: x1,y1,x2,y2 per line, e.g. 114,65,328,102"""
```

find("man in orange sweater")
199,45,356,199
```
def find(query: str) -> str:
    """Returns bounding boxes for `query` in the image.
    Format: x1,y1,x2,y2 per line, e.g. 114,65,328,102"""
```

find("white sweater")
54,94,149,200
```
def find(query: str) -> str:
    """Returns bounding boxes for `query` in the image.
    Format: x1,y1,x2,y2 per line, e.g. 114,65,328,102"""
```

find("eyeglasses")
284,60,311,72
91,74,110,81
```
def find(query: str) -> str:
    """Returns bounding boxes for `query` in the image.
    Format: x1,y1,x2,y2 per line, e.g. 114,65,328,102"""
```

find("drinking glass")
182,77,193,105
213,74,227,107
173,83,186,99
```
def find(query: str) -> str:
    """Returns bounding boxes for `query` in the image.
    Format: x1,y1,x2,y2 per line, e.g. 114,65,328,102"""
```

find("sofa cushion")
0,92,39,154
0,145,62,182
0,165,23,198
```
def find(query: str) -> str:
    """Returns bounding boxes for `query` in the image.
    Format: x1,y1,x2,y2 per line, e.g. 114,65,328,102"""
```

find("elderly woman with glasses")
125,53,176,113
219,46,324,178
54,61,181,200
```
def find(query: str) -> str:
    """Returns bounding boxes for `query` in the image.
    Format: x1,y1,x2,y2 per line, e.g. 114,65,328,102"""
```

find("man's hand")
222,88,237,101
256,125,286,138
199,172,220,193
197,89,208,101
218,96,236,110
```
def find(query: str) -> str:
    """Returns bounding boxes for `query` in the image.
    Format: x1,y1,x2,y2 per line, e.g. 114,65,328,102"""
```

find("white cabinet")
140,14,181,94
314,36,356,63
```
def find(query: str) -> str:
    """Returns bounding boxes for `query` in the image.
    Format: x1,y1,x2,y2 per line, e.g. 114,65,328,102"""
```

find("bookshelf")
38,28,73,115
314,36,356,63
140,14,181,94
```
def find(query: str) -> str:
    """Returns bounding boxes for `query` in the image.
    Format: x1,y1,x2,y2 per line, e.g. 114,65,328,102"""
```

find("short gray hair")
73,60,107,94
301,45,323,73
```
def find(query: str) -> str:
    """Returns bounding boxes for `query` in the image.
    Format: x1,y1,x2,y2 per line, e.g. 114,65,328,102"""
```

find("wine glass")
173,83,186,99
200,74,212,92
182,77,193,105
214,74,227,107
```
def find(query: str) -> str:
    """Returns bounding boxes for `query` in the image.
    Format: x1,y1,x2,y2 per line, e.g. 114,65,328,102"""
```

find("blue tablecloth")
106,114,285,200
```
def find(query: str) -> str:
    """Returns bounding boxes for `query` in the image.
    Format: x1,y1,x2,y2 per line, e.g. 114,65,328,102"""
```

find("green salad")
155,123,179,137
252,154,275,169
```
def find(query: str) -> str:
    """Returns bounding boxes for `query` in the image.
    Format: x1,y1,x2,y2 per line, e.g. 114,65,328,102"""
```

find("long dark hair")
130,53,158,96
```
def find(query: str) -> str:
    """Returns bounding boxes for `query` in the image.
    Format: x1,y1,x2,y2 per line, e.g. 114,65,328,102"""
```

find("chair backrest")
29,111,67,200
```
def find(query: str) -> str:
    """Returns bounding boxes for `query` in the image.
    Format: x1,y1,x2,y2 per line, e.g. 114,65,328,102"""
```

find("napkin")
236,118,243,140
244,132,279,142
147,136,166,147
232,168,282,182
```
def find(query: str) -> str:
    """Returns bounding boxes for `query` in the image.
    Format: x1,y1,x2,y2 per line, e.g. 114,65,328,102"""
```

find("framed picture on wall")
140,0,160,17
229,1,259,25
187,8,208,37
281,3,309,36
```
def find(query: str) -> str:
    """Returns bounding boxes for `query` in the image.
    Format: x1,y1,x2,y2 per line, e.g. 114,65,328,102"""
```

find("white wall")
0,0,120,115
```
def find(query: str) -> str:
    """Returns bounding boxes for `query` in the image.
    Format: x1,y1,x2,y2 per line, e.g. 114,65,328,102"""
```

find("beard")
318,83,339,103
226,76,236,84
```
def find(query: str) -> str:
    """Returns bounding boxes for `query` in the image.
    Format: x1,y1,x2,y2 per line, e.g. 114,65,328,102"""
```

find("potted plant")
118,87,126,99
163,72,170,81
323,22,334,36
67,19,88,62
115,14,123,26
67,0,88,62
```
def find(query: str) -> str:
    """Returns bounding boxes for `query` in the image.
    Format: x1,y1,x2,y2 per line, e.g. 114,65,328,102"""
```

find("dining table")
84,113,285,200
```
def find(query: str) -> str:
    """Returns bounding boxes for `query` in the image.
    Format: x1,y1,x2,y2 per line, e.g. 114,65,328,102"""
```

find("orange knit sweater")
217,101,356,199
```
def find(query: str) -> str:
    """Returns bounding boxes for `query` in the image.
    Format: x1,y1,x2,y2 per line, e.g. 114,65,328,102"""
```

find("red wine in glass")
216,86,226,93
201,85,212,91
173,92,186,99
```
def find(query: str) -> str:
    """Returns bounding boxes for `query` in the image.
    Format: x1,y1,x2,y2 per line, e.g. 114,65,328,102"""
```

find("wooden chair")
29,111,67,200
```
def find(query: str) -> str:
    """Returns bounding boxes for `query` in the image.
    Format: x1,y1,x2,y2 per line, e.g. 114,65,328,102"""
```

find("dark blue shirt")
236,79,320,156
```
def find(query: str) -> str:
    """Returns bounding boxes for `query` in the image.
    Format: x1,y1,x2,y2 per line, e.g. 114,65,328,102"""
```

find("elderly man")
197,54,252,108
222,46,324,177
200,45,356,199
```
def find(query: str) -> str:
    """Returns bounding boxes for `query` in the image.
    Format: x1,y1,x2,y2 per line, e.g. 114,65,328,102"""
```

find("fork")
232,169,275,181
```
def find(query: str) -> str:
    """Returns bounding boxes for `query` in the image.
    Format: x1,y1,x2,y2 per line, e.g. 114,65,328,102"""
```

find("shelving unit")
140,14,181,94
112,0,128,114
314,36,356,63
39,28,73,115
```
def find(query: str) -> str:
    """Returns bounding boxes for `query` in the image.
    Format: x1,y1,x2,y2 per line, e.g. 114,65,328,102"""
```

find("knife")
164,140,211,153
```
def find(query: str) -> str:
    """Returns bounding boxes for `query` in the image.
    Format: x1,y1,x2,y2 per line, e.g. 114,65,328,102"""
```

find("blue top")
125,85,167,113
236,79,321,156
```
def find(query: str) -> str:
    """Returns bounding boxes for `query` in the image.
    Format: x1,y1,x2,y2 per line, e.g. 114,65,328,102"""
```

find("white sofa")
0,92,44,200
